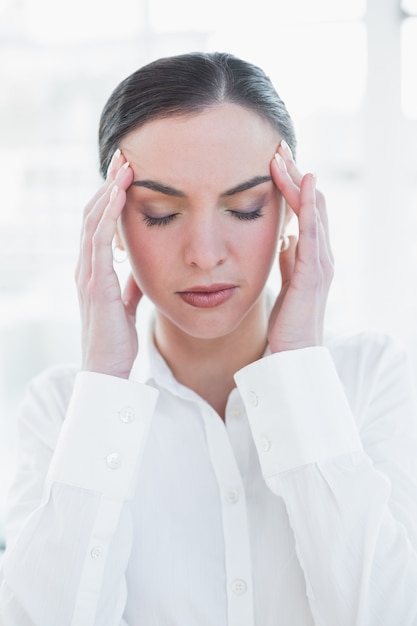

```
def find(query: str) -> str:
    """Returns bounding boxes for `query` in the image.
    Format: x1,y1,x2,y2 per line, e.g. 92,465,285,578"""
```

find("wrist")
82,358,132,380
268,337,322,354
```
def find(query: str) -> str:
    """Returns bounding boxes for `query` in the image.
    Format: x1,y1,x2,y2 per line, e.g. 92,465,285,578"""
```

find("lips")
177,284,237,308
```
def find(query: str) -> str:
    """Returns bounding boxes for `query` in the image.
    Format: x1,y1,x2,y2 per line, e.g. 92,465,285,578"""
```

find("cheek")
246,213,280,267
228,220,278,290
259,232,279,277
120,217,165,290
255,220,280,282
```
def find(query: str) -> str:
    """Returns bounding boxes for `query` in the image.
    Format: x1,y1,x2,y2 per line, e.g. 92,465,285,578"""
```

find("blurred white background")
1,0,417,547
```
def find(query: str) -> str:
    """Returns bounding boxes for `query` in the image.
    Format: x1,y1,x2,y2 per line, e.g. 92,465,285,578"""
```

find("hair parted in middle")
98,51,297,179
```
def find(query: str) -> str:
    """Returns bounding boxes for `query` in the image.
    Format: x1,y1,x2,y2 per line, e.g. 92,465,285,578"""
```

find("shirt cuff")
46,371,159,500
234,347,362,477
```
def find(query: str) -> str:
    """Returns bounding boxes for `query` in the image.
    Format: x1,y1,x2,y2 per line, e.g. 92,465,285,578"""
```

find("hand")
75,149,142,378
267,141,334,353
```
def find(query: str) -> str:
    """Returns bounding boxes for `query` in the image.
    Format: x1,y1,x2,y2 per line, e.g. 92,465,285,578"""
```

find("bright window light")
208,21,367,119
401,18,417,118
402,0,417,15
150,0,366,33
22,0,145,42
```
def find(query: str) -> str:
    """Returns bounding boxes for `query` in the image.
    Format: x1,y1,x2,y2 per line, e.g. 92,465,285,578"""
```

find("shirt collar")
129,291,274,394
129,297,199,401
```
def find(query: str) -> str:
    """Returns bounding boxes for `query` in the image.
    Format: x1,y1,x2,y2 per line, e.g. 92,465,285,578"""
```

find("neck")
154,295,269,419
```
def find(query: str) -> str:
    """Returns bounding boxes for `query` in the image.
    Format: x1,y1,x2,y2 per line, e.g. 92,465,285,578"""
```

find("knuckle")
84,275,103,302
91,230,105,248
83,209,99,234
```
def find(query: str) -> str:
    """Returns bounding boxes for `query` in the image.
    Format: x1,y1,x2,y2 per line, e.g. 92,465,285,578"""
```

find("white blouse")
1,299,417,625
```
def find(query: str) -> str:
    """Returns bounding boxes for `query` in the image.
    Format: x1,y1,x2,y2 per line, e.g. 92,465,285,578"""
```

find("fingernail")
280,140,293,160
116,161,130,179
274,152,287,172
107,148,121,177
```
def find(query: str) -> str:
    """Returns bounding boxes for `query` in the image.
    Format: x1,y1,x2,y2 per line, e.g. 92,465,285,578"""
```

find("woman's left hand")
267,141,334,353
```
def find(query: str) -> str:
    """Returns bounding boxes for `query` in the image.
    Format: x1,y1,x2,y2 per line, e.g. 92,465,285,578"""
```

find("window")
1,0,417,548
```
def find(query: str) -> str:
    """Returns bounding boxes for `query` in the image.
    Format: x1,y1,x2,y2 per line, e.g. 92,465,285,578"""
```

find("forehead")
120,104,281,192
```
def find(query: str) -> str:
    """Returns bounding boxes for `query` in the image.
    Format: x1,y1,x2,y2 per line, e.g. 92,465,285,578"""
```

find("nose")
183,214,227,269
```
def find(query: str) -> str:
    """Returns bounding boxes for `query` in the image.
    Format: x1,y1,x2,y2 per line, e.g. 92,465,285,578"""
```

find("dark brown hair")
98,51,296,178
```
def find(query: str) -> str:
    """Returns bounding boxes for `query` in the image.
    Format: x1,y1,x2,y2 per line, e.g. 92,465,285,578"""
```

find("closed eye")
228,207,264,221
143,213,179,227
143,206,264,227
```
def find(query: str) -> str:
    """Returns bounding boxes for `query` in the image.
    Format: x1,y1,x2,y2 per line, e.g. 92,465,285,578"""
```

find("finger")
81,149,128,223
297,175,335,280
79,149,124,225
316,205,335,272
76,184,114,287
296,173,320,265
278,140,303,187
123,274,143,317
289,165,332,266
89,158,133,265
270,153,302,213
76,183,116,285
77,162,133,282
90,184,128,284
106,148,128,182
310,184,333,265
273,143,327,230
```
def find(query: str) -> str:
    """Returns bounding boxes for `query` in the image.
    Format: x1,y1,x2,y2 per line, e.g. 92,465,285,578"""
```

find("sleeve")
234,340,417,626
0,368,159,626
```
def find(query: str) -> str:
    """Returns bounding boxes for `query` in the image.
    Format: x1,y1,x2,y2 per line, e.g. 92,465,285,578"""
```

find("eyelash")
229,207,264,221
143,214,179,227
143,207,264,228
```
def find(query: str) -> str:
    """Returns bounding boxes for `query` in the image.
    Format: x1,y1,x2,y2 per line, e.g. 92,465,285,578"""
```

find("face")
118,103,284,341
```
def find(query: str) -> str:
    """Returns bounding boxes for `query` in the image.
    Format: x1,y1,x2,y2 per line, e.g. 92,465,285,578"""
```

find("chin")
148,282,267,339
157,297,261,342
176,315,244,341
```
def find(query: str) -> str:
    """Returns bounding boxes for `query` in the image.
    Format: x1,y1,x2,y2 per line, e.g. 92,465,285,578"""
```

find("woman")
1,51,417,626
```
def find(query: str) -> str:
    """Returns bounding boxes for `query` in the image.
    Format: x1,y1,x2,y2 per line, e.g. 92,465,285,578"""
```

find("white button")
119,405,134,423
248,391,259,407
106,452,121,469
231,579,247,595
261,435,271,452
228,406,243,418
225,489,239,504
90,546,102,559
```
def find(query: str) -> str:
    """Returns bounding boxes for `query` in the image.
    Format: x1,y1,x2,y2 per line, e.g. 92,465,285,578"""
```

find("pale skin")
75,104,334,419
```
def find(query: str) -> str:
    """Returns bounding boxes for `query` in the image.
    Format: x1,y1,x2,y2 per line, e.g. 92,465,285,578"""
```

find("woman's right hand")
75,149,142,379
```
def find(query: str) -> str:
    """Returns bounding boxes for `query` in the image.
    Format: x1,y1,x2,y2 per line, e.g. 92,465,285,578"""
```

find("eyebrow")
132,175,272,198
